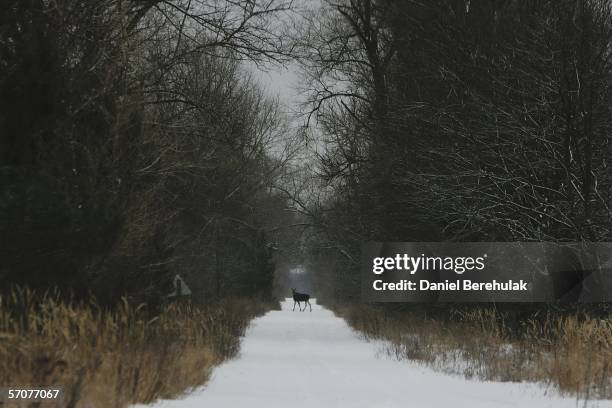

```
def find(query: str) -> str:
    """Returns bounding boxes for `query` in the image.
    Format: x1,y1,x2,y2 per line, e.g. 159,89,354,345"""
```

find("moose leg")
293,300,297,311
308,300,312,312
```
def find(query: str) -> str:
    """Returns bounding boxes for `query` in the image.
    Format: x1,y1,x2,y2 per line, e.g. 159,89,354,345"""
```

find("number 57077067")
4,388,62,401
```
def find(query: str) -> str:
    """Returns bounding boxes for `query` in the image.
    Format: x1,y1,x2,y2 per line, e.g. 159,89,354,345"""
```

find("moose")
291,288,312,312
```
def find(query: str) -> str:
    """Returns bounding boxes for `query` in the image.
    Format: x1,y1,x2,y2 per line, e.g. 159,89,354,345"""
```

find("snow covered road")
134,299,611,408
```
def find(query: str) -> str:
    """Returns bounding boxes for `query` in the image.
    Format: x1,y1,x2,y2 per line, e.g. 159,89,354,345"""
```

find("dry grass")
0,289,277,408
336,304,612,399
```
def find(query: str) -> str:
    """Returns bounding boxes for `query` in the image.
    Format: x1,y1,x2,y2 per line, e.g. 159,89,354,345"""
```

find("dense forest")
0,2,305,404
293,1,612,397
5,0,611,308
1,0,612,404
1,0,302,306
298,0,612,304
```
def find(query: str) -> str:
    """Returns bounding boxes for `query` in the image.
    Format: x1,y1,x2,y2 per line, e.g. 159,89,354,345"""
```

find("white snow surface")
133,299,612,408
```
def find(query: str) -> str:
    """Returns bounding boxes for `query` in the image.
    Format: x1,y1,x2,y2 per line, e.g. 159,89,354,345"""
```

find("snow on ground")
133,299,612,408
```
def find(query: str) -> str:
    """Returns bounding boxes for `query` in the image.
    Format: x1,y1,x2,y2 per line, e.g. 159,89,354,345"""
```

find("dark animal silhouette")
291,288,312,312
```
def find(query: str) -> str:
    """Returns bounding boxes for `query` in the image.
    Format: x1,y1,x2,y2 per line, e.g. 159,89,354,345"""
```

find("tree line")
3,0,612,308
297,0,612,304
0,0,300,306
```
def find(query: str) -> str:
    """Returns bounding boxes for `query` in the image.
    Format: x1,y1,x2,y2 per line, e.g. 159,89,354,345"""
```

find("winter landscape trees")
2,0,612,404
0,0,296,304
299,0,612,304
297,0,612,397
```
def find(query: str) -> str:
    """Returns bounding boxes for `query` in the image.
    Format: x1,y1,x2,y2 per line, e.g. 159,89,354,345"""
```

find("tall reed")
336,304,612,399
0,288,276,407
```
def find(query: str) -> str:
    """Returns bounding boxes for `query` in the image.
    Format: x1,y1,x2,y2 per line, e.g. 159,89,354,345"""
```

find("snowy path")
134,299,611,408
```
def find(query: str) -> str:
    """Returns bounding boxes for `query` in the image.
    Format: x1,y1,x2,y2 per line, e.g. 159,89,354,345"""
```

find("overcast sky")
250,63,301,109
243,0,324,159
